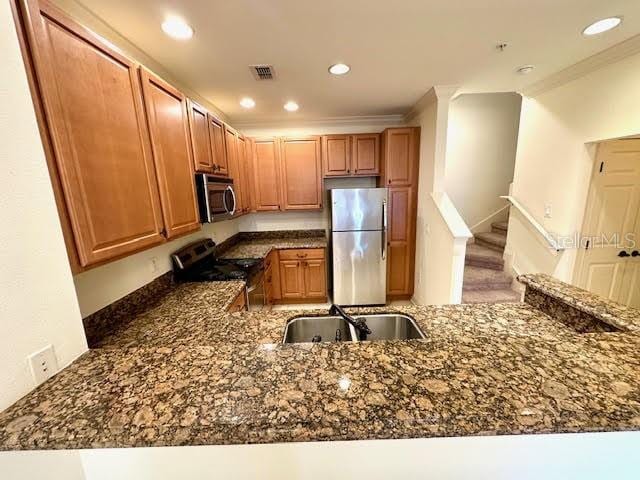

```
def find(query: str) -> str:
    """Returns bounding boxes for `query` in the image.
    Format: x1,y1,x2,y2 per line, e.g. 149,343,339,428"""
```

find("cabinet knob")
618,251,631,258
632,251,639,258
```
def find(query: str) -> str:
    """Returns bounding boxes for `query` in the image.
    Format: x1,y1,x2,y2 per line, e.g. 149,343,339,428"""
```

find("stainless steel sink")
283,316,357,344
353,314,426,341
282,313,424,343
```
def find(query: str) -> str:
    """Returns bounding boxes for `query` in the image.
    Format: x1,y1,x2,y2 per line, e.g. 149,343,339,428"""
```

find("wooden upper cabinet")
22,0,165,266
382,128,419,186
139,68,200,239
352,134,380,176
236,135,251,214
322,135,350,176
187,100,214,173
224,125,243,216
253,138,282,211
280,137,322,210
242,137,256,212
208,114,228,176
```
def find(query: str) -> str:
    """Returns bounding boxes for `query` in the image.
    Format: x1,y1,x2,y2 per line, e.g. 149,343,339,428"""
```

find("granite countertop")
1,273,639,450
219,237,327,260
519,274,640,332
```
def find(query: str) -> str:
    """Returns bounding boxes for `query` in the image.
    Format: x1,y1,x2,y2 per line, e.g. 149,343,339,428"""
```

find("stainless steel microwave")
195,174,236,223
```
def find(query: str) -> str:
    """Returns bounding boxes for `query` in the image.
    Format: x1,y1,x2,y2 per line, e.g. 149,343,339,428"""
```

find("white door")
578,139,640,305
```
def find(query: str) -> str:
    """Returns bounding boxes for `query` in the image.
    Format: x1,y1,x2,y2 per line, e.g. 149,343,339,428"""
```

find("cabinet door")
353,134,380,176
244,138,257,212
280,137,322,209
322,135,350,176
236,136,251,214
140,69,200,239
22,0,165,266
383,128,418,186
304,259,327,298
224,126,243,216
208,114,228,176
279,260,305,299
187,100,214,173
267,250,282,301
387,243,411,295
253,139,282,211
387,187,414,295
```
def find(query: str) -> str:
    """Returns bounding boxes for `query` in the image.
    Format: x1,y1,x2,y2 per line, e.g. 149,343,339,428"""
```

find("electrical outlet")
28,345,58,386
544,203,552,219
149,256,159,273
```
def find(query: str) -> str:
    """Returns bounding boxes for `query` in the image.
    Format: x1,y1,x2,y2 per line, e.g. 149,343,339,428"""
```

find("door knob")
632,251,639,258
618,251,631,258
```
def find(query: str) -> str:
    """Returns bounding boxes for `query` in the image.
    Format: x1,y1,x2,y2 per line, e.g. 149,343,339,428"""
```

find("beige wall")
507,51,640,281
411,87,471,305
73,221,240,318
0,1,87,411
445,93,521,231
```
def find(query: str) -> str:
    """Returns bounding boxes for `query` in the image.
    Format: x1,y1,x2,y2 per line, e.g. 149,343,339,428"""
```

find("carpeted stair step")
491,221,508,234
462,289,522,304
465,243,504,270
463,266,513,291
474,231,507,252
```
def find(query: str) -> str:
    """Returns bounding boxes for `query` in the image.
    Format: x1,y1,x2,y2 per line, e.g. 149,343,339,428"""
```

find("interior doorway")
574,139,640,308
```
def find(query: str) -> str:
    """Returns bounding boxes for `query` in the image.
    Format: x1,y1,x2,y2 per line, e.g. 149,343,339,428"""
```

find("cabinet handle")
632,251,639,258
618,251,631,258
388,179,391,184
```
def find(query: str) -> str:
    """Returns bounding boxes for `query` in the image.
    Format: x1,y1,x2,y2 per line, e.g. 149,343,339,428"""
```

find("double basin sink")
283,314,425,344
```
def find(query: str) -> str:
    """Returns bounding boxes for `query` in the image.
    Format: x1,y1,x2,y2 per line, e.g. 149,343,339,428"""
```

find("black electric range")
171,239,263,284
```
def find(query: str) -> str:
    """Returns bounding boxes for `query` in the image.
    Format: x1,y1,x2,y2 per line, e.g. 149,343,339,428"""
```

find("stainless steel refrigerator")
330,188,387,306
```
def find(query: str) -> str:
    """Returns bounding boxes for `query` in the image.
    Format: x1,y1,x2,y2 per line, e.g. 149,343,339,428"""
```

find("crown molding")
232,114,406,131
521,34,640,97
404,85,459,124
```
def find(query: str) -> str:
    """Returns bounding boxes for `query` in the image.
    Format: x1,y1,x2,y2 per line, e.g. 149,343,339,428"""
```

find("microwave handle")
225,185,237,216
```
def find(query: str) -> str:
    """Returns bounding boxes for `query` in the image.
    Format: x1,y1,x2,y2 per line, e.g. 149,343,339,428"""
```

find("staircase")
462,221,521,304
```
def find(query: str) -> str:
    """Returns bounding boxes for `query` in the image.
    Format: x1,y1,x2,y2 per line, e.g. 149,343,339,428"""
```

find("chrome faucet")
329,304,372,341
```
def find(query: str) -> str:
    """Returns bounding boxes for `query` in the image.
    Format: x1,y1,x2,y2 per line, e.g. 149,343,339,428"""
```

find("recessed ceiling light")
284,101,299,112
329,63,350,75
516,65,535,75
583,17,622,36
239,97,256,109
161,17,194,40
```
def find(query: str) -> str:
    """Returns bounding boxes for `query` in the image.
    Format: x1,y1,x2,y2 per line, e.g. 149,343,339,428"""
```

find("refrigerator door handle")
382,199,387,260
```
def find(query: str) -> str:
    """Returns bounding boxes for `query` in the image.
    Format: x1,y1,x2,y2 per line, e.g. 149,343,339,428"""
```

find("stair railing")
500,196,565,252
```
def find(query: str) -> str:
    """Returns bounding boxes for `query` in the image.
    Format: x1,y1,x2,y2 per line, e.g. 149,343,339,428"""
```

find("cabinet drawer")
278,248,325,260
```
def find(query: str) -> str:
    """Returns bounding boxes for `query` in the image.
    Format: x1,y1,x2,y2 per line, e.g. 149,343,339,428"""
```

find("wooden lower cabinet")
265,250,281,303
227,288,247,313
274,248,327,303
303,258,327,298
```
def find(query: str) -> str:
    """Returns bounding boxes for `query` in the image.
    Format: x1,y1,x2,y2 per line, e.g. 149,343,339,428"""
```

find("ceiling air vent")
249,64,275,80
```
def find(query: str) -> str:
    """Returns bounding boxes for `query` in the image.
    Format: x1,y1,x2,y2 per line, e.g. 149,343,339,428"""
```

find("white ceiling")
76,0,640,124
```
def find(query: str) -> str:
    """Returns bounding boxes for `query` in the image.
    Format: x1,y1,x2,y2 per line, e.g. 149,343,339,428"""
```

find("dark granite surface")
0,274,638,450
519,274,640,332
218,231,327,260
